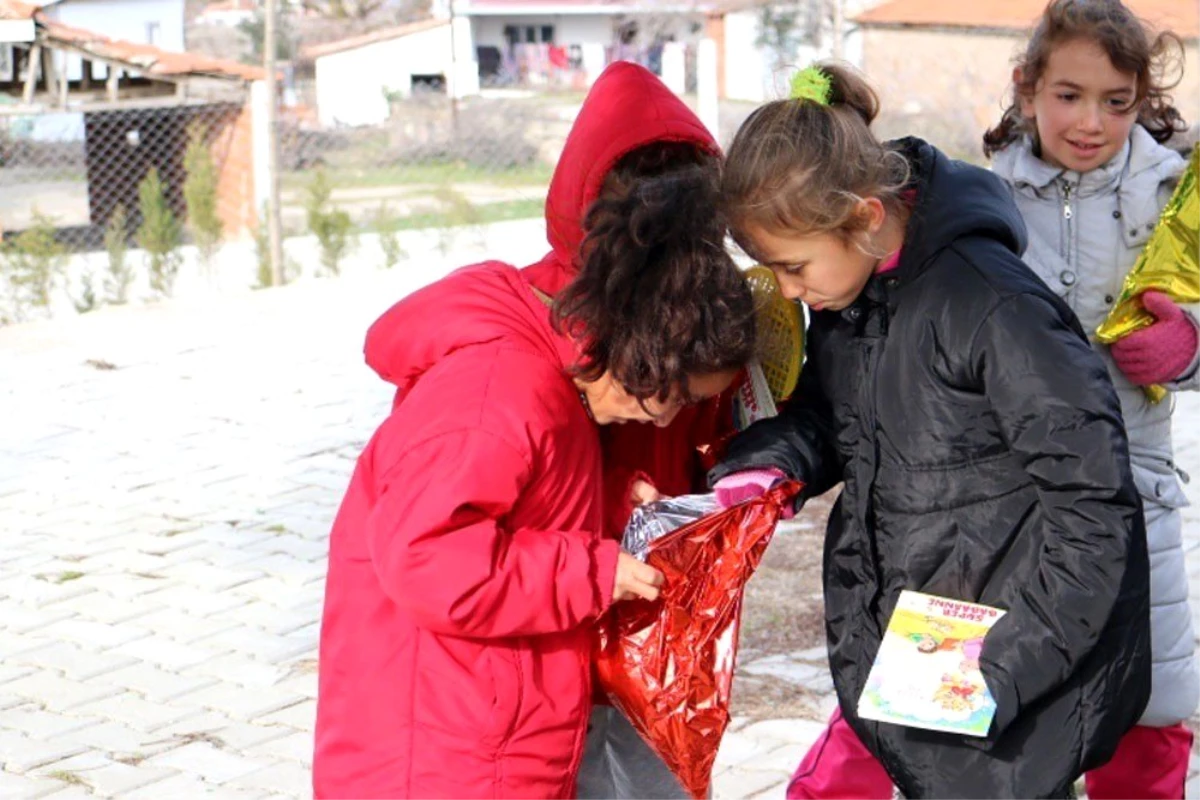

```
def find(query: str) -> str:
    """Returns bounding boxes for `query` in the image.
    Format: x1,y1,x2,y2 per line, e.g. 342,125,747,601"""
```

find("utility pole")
831,0,844,60
447,0,459,137
264,0,285,286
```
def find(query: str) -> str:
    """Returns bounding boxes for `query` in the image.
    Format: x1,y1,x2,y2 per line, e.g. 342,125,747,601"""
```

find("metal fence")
1,102,252,249
0,86,568,323
0,98,256,322
277,89,565,238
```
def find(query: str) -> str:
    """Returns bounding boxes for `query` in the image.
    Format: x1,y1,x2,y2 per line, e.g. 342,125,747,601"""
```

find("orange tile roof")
0,0,264,81
0,0,39,19
855,0,1199,39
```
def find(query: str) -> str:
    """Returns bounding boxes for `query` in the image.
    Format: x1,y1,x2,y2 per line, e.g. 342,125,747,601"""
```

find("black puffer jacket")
711,139,1150,798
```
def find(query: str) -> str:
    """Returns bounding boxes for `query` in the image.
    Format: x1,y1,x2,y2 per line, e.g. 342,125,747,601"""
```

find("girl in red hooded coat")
313,63,756,799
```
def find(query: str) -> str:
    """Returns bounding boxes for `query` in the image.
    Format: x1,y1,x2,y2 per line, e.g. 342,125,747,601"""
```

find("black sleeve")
707,323,841,503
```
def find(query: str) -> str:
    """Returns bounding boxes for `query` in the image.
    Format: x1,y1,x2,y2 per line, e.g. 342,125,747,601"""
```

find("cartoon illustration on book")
857,591,1005,737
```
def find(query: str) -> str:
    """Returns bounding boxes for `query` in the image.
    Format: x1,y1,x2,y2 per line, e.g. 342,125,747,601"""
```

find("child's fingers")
613,553,665,602
630,479,662,506
627,579,661,602
633,562,665,587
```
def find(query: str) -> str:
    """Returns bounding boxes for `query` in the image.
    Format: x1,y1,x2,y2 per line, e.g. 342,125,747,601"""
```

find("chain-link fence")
0,79,578,324
0,97,255,322
2,102,252,247
278,89,563,243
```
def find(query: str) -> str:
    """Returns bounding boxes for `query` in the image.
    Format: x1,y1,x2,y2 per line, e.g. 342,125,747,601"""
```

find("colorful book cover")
857,590,1006,737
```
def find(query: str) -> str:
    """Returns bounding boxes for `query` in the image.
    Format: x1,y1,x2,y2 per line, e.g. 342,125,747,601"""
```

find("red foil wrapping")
594,481,803,799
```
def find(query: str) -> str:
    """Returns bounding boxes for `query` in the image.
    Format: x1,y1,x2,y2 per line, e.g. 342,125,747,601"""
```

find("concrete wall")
314,25,463,128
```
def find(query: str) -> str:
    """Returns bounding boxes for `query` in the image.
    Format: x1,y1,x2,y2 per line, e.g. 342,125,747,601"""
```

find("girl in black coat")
711,62,1151,799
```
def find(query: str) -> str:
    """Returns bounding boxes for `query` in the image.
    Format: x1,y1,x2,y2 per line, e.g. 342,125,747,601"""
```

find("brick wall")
210,102,257,238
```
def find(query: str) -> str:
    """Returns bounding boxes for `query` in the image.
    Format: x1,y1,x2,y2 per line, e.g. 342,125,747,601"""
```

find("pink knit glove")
714,468,792,519
1110,291,1199,386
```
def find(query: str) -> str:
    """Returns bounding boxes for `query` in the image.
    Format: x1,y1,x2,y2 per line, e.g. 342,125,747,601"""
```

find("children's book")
857,590,1006,737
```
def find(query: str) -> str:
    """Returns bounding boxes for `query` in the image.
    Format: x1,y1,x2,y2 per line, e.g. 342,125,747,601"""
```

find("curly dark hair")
983,0,1187,158
553,142,756,402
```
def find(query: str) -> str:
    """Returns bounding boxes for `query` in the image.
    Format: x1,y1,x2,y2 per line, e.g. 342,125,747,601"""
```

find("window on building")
540,25,554,43
145,21,160,45
411,73,446,94
524,26,536,43
503,25,518,48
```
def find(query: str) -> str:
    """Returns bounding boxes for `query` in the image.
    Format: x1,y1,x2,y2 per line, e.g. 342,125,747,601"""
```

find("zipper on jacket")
1059,179,1076,268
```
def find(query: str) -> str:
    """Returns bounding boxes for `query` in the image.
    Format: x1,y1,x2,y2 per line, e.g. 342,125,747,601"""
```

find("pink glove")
1110,291,1199,386
713,468,792,519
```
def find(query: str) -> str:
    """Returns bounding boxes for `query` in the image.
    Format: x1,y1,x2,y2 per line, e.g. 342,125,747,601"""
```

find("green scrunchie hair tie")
790,65,832,106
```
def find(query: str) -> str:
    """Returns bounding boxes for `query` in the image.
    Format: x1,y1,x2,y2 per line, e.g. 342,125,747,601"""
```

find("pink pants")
786,708,1193,800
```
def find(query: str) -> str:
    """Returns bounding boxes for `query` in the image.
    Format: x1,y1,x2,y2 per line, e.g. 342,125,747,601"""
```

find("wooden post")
22,42,41,104
106,64,119,102
41,46,56,102
58,53,68,107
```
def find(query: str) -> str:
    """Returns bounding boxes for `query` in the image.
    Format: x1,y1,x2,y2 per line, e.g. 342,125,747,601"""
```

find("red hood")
364,262,575,396
525,62,720,295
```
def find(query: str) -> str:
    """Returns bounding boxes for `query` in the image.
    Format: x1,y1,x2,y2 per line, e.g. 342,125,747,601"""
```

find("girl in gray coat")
986,1,1198,797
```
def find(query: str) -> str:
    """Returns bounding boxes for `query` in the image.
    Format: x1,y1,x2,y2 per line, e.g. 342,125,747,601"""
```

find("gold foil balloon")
1096,148,1199,402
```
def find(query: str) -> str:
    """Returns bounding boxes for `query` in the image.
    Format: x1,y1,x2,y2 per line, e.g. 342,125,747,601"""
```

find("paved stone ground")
1,237,1198,798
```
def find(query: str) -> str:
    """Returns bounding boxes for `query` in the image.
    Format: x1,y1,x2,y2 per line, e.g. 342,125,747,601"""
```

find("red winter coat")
313,262,621,798
519,61,730,537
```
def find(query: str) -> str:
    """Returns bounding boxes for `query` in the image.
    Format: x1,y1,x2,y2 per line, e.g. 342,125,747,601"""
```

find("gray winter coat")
993,126,1200,727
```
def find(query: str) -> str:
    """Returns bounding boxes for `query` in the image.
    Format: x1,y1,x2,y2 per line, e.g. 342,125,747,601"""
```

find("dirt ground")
731,489,838,721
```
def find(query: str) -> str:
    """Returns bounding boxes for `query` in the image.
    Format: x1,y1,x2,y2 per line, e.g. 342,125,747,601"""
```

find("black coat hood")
891,137,1026,281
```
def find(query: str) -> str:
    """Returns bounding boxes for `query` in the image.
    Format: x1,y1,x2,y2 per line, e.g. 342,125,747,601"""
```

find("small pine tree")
183,124,223,272
253,205,273,289
432,185,482,256
3,209,67,312
136,168,183,297
373,204,405,269
305,170,353,276
104,204,134,304
72,269,98,314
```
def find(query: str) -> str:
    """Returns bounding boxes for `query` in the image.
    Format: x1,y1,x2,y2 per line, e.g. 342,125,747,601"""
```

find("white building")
38,0,185,52
459,0,707,88
717,0,884,103
306,17,480,128
455,0,885,102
